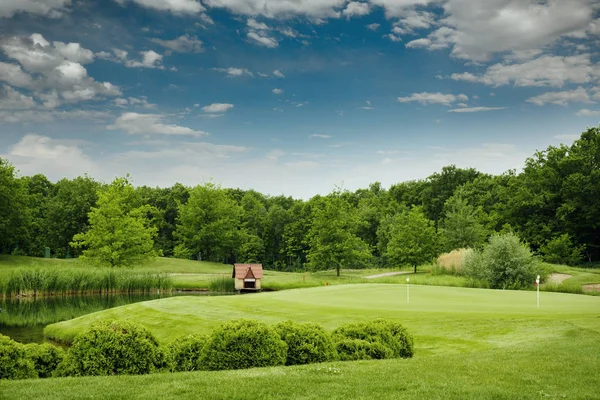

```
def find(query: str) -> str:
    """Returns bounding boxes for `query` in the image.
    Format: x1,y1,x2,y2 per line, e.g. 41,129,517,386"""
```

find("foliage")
274,320,337,365
0,334,37,380
379,206,438,272
24,343,64,378
436,248,473,275
56,320,168,377
306,192,371,276
168,335,207,372
334,338,392,361
0,158,30,254
201,319,287,371
71,177,159,267
464,233,538,289
540,234,584,266
439,194,487,251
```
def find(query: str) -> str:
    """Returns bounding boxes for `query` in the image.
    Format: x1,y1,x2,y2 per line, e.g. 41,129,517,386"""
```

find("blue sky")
1,0,599,198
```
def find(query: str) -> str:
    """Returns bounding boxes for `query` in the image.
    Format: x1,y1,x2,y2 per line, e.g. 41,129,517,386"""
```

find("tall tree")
0,158,29,254
174,182,242,262
71,177,158,267
306,192,371,276
439,193,487,251
382,207,438,273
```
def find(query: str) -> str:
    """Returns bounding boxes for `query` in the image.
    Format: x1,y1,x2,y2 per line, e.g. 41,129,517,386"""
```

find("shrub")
168,334,207,372
0,334,36,380
335,339,392,361
274,321,337,365
467,233,538,289
56,320,167,377
436,248,473,275
333,319,414,361
24,343,64,378
540,234,584,266
201,319,287,371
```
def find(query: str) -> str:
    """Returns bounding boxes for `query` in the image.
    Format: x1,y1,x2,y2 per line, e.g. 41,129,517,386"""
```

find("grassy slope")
2,284,598,399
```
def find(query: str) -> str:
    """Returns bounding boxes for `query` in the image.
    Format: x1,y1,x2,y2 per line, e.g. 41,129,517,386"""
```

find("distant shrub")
465,233,538,289
435,248,473,275
0,334,36,380
201,319,287,371
333,319,414,361
168,334,207,372
274,321,337,365
335,339,392,361
56,320,167,377
540,234,584,266
24,343,64,378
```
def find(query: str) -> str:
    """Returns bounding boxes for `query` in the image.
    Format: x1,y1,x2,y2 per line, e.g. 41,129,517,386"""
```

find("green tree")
174,182,242,262
71,177,158,267
439,193,487,251
306,192,371,276
382,207,438,273
0,158,29,254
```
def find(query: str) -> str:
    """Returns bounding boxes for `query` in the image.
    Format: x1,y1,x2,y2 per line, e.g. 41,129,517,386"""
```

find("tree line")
1,126,598,271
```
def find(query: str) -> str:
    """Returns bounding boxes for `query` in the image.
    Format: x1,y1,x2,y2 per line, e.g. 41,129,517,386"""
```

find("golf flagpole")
536,275,540,308
406,277,410,304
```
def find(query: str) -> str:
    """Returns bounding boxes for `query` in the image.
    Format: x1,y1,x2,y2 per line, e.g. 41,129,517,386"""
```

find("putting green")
45,284,600,356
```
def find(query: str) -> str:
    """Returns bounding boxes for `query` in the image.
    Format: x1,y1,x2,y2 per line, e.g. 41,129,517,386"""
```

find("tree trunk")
337,264,340,277
413,264,417,274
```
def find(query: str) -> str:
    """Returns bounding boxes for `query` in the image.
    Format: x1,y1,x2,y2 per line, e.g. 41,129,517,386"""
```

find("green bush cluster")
463,233,540,289
274,321,337,365
333,319,414,361
168,334,207,372
24,343,65,378
0,335,37,380
56,320,168,377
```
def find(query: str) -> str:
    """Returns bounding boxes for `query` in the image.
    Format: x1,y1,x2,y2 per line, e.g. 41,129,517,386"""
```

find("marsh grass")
435,248,472,275
208,276,235,293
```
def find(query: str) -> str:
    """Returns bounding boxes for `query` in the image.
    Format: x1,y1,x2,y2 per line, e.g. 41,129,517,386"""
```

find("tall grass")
0,269,173,297
208,276,235,293
433,248,473,276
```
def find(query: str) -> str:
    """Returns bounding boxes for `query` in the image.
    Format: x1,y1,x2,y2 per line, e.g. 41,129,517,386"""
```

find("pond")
0,291,226,344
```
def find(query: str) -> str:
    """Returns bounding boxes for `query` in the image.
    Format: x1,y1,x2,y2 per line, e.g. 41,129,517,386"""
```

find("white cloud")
150,35,203,53
202,103,234,113
113,96,156,109
576,109,600,117
0,109,110,123
0,84,36,109
448,106,506,113
213,67,253,77
108,112,209,136
0,0,70,18
116,0,205,14
203,0,345,19
247,18,269,31
247,31,278,48
451,54,599,88
273,69,285,78
272,88,283,94
526,87,591,106
267,149,285,160
309,134,331,139
398,92,468,106
386,33,402,42
342,2,370,19
0,62,34,88
199,12,215,24
124,50,164,69
369,0,441,19
366,23,380,30
405,26,454,50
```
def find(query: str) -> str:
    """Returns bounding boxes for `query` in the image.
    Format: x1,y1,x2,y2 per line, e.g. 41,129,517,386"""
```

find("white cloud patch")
0,84,36,109
397,92,468,106
526,87,591,106
247,18,270,31
203,0,345,19
150,35,203,53
112,96,156,109
342,2,370,19
247,31,278,48
366,23,380,30
309,134,331,139
124,50,164,69
213,67,253,77
273,69,285,78
0,0,71,18
202,103,234,113
451,54,600,88
448,106,506,113
272,88,283,94
108,112,209,136
576,109,600,117
116,0,205,14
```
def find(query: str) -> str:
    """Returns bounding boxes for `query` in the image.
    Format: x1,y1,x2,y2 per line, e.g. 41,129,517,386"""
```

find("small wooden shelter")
232,264,263,291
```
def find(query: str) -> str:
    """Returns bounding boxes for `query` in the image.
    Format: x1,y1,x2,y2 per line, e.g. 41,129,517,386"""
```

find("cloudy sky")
1,0,599,198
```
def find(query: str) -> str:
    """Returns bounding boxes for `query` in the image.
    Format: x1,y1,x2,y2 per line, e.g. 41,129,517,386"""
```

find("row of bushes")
434,233,546,290
1,318,414,379
0,269,173,297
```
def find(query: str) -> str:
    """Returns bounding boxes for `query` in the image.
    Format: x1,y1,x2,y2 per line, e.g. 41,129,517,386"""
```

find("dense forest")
1,126,598,270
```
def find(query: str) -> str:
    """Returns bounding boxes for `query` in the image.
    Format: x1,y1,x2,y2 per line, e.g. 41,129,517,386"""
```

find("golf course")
0,283,597,399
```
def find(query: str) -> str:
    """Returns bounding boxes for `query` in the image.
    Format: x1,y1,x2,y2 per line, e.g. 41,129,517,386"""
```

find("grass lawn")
1,284,597,399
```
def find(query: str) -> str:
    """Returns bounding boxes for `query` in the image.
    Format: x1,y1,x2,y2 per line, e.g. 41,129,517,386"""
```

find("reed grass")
436,249,472,274
208,276,235,293
0,269,173,298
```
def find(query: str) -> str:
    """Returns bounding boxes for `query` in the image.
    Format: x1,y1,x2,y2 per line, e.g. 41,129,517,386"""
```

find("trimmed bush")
24,343,64,378
335,339,392,361
201,319,287,371
168,334,207,372
0,334,36,380
56,320,167,377
274,321,337,365
333,319,414,361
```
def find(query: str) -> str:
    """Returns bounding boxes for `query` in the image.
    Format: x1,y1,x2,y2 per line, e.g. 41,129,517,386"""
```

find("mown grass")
3,284,598,399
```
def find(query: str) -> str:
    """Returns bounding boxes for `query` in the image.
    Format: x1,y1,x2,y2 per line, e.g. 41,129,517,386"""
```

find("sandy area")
365,271,412,279
583,283,600,293
546,273,572,284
